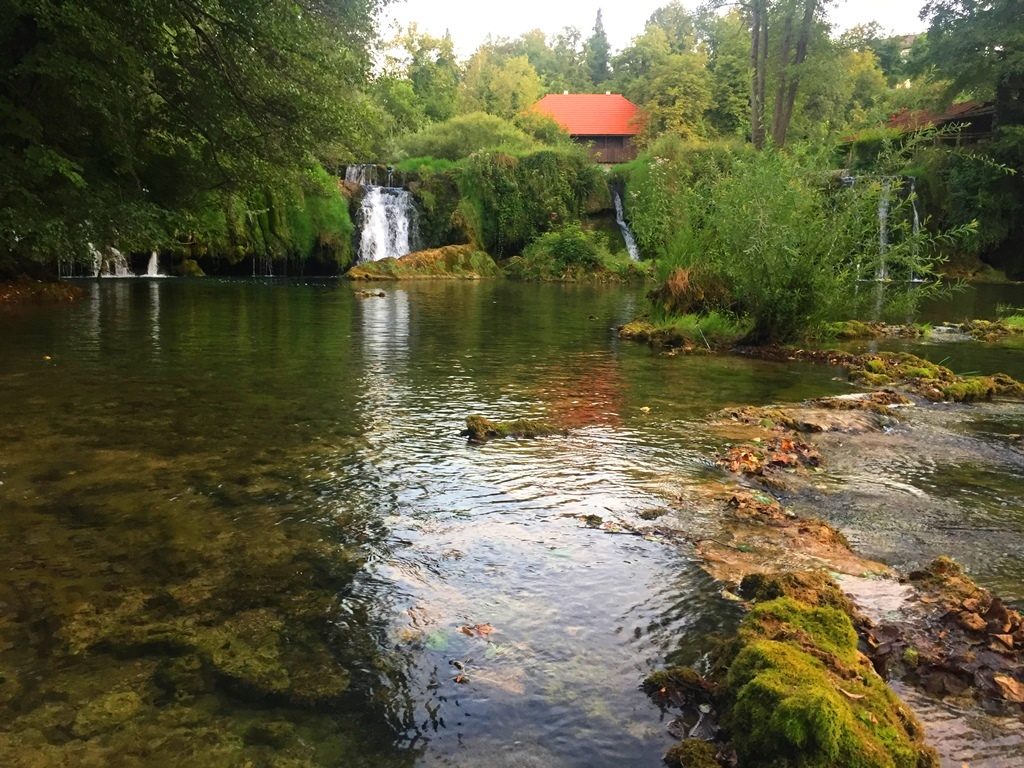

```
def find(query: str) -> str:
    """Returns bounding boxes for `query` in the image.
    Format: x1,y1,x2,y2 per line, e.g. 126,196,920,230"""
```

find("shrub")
395,112,538,161
623,140,970,343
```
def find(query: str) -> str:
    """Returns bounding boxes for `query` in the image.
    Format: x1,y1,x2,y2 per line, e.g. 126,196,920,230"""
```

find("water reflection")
0,280,1022,766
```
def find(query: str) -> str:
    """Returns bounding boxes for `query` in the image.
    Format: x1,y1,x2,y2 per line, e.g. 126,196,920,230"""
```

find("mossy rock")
643,666,715,701
665,739,720,767
463,415,565,442
177,258,205,277
738,571,858,616
347,244,501,281
724,598,937,768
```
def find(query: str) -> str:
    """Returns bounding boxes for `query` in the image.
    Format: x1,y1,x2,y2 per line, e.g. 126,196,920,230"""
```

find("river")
0,279,1021,766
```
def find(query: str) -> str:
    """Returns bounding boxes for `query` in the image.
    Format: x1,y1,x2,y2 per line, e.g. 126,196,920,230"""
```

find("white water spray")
357,186,418,263
613,188,640,261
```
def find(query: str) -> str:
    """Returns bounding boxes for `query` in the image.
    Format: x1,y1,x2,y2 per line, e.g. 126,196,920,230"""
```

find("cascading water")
357,185,418,263
909,179,923,283
876,178,891,282
91,245,135,277
146,251,163,277
612,188,640,261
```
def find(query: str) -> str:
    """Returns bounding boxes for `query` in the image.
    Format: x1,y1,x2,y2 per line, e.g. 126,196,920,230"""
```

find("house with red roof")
531,93,642,164
887,100,995,142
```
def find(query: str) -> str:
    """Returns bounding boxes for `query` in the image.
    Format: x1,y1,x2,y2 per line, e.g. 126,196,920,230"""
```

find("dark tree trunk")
773,0,817,147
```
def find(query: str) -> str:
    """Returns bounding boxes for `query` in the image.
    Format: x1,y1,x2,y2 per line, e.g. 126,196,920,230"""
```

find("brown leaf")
838,687,866,700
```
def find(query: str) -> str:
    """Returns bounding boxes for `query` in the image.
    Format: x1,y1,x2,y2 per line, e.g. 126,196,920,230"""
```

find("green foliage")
522,223,603,270
585,10,611,86
513,112,571,146
0,0,381,268
457,50,544,119
458,148,603,256
624,138,967,343
396,113,538,161
505,223,648,282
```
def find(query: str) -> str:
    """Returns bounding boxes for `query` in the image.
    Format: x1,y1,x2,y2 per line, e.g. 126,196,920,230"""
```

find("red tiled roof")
887,100,993,131
531,93,641,136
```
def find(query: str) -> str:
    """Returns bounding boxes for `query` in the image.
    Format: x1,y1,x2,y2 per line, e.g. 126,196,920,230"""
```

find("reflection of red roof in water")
887,100,993,131
532,94,641,137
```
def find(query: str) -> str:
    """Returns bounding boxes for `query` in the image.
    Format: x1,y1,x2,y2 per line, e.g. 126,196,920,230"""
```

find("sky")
382,0,928,57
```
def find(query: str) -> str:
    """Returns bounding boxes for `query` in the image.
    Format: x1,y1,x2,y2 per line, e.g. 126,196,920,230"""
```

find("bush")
523,223,602,269
623,141,968,343
458,147,603,256
395,112,538,161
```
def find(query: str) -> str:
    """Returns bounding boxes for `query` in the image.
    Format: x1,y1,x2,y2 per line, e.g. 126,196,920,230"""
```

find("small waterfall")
909,178,922,283
876,178,891,282
612,188,640,261
90,244,135,277
357,185,418,263
146,251,163,277
345,164,378,186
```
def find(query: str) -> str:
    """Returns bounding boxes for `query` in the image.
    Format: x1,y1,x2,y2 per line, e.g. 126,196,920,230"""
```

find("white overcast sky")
382,1,927,57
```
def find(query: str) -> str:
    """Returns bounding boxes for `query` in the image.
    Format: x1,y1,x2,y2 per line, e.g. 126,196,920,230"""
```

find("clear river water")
1,279,1022,767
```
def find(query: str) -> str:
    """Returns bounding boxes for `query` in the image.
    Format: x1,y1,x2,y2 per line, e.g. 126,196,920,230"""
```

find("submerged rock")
463,415,565,442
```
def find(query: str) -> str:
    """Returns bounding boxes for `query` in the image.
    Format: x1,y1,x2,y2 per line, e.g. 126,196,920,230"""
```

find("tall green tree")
586,10,611,87
921,0,1024,125
0,0,381,267
457,49,544,119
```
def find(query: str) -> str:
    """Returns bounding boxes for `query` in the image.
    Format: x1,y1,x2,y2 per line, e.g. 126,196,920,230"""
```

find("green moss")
941,377,996,403
828,321,881,340
664,739,720,768
178,258,205,277
347,245,502,281
723,597,936,768
738,571,857,615
72,690,143,737
618,313,751,349
642,666,713,698
464,415,564,442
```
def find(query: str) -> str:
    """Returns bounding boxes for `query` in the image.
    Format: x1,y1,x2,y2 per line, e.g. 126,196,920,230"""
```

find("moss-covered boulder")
463,415,565,442
664,739,721,767
347,244,501,281
723,598,937,768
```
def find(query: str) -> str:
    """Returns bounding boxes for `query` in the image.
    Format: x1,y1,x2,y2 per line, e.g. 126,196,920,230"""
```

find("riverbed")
1,280,1021,766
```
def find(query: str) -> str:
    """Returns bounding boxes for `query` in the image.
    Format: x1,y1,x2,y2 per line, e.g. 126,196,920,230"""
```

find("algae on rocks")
723,597,937,768
463,415,565,442
347,245,502,280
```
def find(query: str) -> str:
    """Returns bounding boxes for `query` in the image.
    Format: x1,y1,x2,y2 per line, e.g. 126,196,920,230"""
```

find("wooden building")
887,100,996,142
531,93,641,164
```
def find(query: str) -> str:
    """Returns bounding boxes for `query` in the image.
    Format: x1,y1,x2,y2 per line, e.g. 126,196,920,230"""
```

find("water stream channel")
1,280,1022,766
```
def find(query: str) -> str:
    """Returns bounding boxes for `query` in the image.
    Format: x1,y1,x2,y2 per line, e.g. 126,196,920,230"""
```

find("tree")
0,0,382,267
389,26,460,123
701,11,752,137
457,49,544,119
921,0,1024,125
768,0,824,147
586,10,611,87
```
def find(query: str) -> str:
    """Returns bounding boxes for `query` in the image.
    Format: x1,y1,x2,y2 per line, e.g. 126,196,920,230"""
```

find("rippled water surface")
0,279,1022,766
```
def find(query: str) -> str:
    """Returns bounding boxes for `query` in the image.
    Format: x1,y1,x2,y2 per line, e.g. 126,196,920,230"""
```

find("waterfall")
357,185,418,263
345,164,378,186
909,178,923,283
90,244,135,277
612,188,640,261
146,251,162,277
876,178,891,282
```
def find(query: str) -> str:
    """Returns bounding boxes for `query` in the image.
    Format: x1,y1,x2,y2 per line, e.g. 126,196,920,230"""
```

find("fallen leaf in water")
453,674,468,684
459,623,495,638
